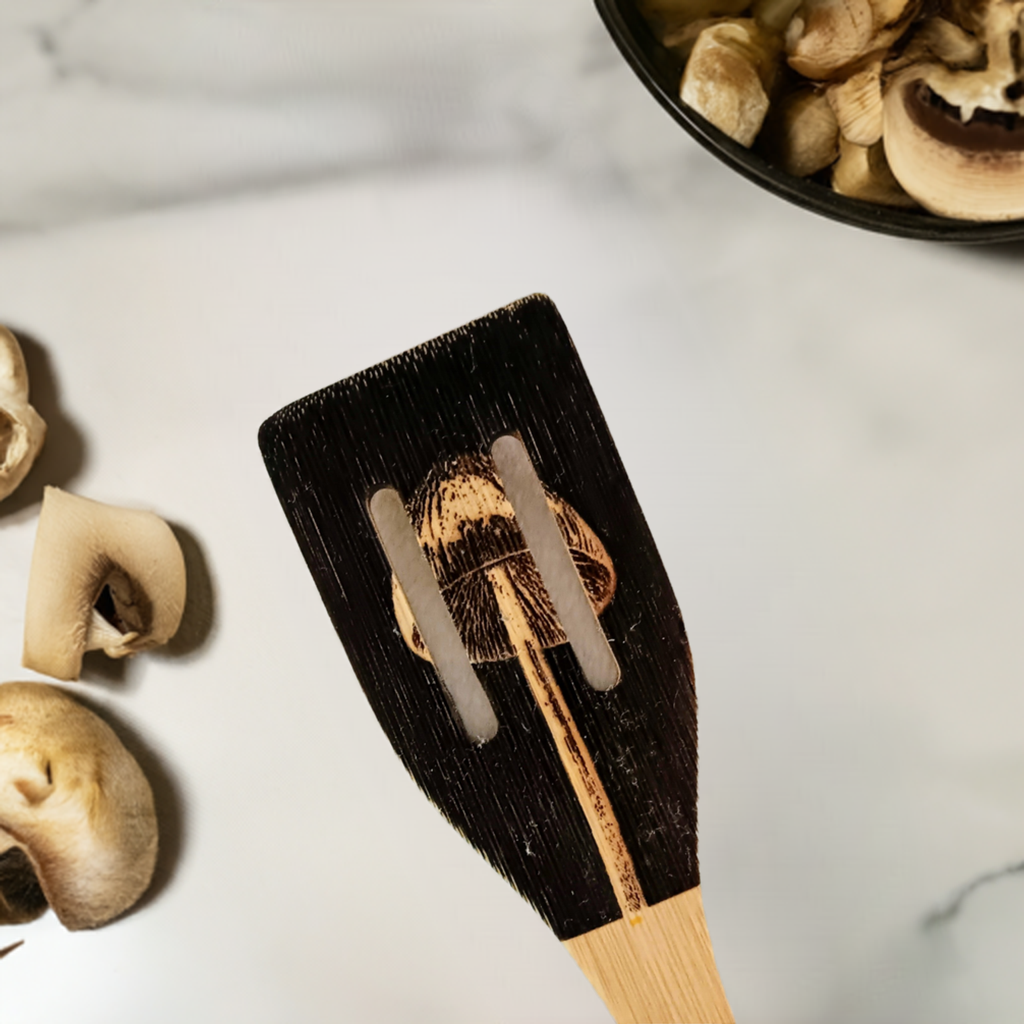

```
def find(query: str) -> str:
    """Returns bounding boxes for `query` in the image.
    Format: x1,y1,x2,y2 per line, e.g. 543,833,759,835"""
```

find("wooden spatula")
258,295,732,1023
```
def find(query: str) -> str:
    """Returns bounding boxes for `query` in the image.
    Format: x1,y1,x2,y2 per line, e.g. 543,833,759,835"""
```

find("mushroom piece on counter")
0,682,157,930
0,327,46,503
23,488,187,681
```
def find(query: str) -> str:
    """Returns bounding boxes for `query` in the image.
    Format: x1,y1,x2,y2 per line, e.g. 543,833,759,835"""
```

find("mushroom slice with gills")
681,18,782,146
391,452,616,666
828,57,884,144
0,327,46,503
786,0,919,79
884,16,986,76
23,487,187,682
882,1,1024,220
0,682,157,930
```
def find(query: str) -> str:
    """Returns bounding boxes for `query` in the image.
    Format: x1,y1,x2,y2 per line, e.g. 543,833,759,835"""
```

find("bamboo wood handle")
563,886,733,1023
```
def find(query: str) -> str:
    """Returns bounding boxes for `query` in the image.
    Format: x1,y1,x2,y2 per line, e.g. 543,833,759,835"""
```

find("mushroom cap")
882,1,1024,219
0,326,46,503
23,487,187,681
392,453,616,664
883,72,1024,219
0,682,157,930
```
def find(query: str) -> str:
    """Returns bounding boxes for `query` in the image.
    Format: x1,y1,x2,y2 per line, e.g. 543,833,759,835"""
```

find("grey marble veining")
0,0,689,230
1,2,1024,1022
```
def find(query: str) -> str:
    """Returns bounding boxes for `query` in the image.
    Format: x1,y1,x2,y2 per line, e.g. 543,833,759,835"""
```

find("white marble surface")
2,1,1024,1022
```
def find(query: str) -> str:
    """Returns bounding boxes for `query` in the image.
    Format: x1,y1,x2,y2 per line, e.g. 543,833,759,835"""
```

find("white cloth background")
1,2,1023,1022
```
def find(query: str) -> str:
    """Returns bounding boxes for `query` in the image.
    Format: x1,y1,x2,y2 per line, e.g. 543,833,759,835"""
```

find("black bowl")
594,0,1024,242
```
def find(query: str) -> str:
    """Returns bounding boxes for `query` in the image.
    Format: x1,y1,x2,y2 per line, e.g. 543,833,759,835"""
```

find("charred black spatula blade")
259,294,731,1023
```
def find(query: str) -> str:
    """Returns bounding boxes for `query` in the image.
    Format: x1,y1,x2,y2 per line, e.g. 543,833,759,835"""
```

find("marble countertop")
1,2,1024,1021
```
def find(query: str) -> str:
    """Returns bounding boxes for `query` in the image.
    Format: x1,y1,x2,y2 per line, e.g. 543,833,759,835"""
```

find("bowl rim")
594,0,1024,243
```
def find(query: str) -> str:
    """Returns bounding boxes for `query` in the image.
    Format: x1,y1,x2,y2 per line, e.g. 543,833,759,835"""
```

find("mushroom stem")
486,563,645,923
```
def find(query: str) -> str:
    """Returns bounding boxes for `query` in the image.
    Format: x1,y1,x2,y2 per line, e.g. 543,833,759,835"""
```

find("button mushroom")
786,0,918,80
0,681,157,930
23,488,187,682
883,0,1024,219
681,19,782,146
0,327,46,503
761,85,841,175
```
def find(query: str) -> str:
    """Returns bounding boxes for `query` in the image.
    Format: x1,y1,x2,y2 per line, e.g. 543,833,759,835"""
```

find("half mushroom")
883,2,1024,219
0,327,46,503
23,488,187,681
0,682,157,930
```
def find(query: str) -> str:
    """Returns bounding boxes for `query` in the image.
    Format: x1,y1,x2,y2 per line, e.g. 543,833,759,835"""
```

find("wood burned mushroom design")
641,0,1024,218
390,452,616,665
386,452,648,924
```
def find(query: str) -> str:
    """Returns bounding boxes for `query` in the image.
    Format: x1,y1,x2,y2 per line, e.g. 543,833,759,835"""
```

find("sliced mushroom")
0,327,46,503
391,452,615,664
786,0,918,79
882,1,1024,218
761,85,841,174
681,19,782,146
884,16,986,76
828,57,884,144
0,681,157,930
23,488,187,681
832,134,918,204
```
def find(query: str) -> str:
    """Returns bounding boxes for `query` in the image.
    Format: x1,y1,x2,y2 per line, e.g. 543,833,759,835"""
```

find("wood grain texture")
487,561,644,921
258,294,700,941
564,886,733,1023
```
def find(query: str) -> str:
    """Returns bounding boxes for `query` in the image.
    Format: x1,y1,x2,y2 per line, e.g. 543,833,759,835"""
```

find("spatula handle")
563,885,733,1023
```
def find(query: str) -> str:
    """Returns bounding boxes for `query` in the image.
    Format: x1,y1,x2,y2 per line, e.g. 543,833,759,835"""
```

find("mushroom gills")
0,843,48,925
87,576,145,656
884,72,1024,218
390,450,616,669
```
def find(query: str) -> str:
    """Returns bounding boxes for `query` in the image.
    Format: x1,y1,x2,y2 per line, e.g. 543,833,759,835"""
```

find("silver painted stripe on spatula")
369,487,499,743
491,434,620,691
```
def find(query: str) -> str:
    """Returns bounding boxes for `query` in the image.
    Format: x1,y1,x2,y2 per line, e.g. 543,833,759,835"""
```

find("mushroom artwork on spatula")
642,0,1024,219
386,449,647,919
